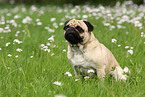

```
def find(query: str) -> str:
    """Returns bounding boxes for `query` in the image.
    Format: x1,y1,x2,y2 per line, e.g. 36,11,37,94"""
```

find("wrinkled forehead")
67,19,87,30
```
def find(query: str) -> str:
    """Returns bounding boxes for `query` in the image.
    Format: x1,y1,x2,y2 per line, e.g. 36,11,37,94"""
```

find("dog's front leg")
73,66,78,77
96,68,105,80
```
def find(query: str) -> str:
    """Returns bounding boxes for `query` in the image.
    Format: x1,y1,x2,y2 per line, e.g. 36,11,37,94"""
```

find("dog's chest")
71,53,86,66
70,47,95,68
70,48,97,77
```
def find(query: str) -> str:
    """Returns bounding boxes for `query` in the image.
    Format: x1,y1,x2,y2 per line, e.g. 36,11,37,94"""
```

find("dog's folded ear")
83,20,94,32
64,20,70,26
63,20,70,30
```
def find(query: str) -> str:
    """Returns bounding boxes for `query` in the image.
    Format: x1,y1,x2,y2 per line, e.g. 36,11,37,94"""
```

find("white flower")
6,42,10,47
55,94,66,97
125,46,129,49
48,29,55,33
5,26,9,29
141,32,144,35
7,13,11,16
0,28,3,33
71,9,76,13
46,42,51,46
104,23,110,26
51,53,54,56
134,21,142,27
127,50,133,55
64,72,72,77
120,75,127,81
30,5,37,11
16,48,23,52
8,54,12,57
123,67,129,73
16,31,20,34
84,76,90,79
0,48,2,50
53,81,61,86
48,35,55,42
126,32,129,34
15,55,18,58
117,25,122,28
22,16,32,24
51,18,56,22
118,45,121,47
130,47,134,49
13,39,22,44
44,49,50,52
45,27,55,33
53,23,58,28
59,23,64,26
15,34,18,37
37,22,42,25
36,19,40,21
30,56,33,58
82,15,88,19
43,46,48,49
63,49,66,52
122,15,129,21
110,26,115,29
75,79,80,81
111,39,117,43
87,69,95,73
14,15,21,19
8,67,11,70
53,45,56,48
41,44,45,47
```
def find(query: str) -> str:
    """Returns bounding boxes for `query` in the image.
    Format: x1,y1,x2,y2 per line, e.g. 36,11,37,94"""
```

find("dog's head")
63,19,94,45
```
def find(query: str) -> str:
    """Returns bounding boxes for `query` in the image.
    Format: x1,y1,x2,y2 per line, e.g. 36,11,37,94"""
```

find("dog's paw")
119,67,130,81
111,66,130,81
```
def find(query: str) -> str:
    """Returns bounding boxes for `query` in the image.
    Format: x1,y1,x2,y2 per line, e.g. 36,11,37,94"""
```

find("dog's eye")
63,25,69,30
75,26,84,33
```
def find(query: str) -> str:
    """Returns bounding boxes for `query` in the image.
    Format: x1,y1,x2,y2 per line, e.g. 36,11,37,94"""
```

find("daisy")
16,48,23,52
87,69,95,73
6,42,10,47
64,72,72,77
75,79,80,81
84,76,90,79
127,50,133,55
8,54,12,57
50,18,56,22
15,55,18,58
63,49,66,52
125,46,129,49
48,35,55,42
111,39,117,43
53,81,61,86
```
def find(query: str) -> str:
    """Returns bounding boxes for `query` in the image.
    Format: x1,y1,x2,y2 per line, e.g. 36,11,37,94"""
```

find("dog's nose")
64,28,83,44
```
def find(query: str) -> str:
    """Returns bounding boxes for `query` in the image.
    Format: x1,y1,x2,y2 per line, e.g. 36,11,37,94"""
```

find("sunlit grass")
0,1,145,97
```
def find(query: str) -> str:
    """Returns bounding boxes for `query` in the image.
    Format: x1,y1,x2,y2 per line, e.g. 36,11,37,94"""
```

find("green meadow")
0,1,145,97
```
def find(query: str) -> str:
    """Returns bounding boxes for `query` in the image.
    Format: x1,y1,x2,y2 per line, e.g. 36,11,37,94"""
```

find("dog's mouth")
64,28,83,44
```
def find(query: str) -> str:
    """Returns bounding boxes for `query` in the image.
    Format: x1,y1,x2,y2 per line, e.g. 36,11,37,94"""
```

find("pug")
63,19,130,81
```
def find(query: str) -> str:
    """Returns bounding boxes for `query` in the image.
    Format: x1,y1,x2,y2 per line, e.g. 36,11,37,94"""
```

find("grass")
0,2,145,97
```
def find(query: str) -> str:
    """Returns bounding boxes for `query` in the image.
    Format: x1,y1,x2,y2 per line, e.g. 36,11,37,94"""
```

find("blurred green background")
0,0,144,5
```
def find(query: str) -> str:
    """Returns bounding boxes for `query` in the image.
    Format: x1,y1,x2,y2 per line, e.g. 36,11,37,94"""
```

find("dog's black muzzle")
64,27,83,44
